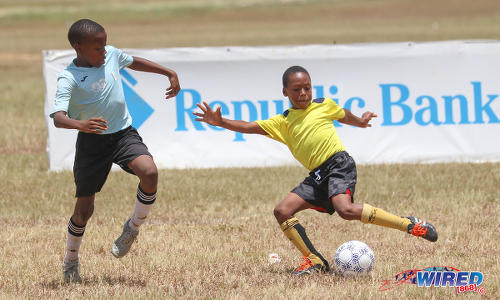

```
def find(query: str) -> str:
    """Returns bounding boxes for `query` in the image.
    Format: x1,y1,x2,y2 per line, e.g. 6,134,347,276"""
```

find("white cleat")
111,219,139,258
62,259,82,283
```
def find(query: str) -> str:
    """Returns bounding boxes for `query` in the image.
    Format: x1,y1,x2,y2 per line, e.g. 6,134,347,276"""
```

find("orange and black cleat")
406,216,438,242
293,257,328,276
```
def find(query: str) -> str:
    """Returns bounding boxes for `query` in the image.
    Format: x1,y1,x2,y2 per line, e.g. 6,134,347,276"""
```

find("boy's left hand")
165,73,180,99
360,112,378,127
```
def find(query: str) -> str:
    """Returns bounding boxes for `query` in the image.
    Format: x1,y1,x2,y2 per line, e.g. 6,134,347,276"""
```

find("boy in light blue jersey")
49,19,180,283
51,45,135,133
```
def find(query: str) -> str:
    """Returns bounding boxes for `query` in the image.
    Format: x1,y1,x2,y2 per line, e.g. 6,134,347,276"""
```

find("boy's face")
283,72,312,109
74,31,107,68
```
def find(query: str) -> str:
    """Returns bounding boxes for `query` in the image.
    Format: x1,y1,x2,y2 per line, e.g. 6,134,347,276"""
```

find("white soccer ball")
334,240,375,277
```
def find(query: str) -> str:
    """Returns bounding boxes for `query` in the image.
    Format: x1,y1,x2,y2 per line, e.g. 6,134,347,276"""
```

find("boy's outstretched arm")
53,111,108,133
128,56,180,99
193,101,267,135
338,108,377,128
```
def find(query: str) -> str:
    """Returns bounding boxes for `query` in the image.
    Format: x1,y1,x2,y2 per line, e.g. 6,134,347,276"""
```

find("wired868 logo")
379,266,486,295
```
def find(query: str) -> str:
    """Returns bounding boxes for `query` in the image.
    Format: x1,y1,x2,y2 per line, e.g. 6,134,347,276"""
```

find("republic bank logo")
120,69,154,129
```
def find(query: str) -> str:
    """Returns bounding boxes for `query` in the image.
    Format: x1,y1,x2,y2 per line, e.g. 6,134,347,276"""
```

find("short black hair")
67,19,105,46
282,66,310,87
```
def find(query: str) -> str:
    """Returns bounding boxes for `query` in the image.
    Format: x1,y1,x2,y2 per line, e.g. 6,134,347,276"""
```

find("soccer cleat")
293,257,328,276
406,216,438,242
111,219,139,258
62,260,82,284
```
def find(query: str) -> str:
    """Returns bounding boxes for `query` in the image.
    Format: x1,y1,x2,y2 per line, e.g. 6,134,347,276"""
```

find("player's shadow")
42,275,146,289
267,266,337,275
269,267,348,278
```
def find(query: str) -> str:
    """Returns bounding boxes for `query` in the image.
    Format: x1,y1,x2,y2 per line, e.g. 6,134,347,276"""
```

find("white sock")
129,186,156,231
64,218,85,263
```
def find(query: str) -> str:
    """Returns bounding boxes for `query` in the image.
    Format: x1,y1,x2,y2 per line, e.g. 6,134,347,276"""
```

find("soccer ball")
334,240,375,277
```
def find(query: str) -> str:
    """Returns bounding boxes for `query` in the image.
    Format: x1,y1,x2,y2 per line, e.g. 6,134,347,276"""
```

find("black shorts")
73,126,152,197
291,151,357,215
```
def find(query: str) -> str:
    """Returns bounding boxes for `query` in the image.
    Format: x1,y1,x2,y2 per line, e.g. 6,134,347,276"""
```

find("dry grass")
1,163,499,299
0,0,499,299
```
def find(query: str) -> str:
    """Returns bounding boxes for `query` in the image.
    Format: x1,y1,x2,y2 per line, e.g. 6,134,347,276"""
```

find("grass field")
0,0,499,299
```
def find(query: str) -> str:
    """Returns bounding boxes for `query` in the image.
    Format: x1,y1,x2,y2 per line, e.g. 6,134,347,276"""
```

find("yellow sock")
360,203,411,232
280,217,325,266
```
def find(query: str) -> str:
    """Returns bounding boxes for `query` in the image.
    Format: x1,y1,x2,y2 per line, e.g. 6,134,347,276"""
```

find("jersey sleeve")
49,72,75,118
112,46,133,69
255,114,286,144
325,97,345,120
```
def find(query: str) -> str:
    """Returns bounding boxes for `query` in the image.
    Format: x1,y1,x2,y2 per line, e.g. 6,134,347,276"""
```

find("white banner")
44,41,500,171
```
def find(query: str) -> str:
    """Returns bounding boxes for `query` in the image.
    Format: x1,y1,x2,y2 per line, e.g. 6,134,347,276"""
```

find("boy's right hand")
193,101,222,127
80,117,108,133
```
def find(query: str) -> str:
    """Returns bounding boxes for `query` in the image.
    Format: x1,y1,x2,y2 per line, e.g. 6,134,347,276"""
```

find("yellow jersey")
255,97,346,170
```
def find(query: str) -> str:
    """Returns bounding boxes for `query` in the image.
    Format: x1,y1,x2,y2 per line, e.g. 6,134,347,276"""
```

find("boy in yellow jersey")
193,66,437,276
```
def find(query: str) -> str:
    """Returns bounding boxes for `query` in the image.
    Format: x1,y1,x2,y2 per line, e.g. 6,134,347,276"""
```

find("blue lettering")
175,82,497,140
258,100,286,119
273,100,286,115
330,85,339,98
441,272,456,287
434,271,442,286
469,272,483,285
472,82,500,124
415,95,441,126
313,85,340,103
456,272,468,286
175,89,205,131
344,97,366,111
442,95,470,124
340,97,367,128
417,272,436,287
380,83,412,126
327,85,342,127
313,85,324,99
258,100,270,120
231,100,258,142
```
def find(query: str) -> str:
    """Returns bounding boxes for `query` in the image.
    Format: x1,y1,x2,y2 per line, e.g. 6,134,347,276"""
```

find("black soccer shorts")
291,151,357,215
73,126,152,197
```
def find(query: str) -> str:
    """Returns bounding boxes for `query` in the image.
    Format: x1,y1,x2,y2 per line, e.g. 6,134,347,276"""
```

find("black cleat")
406,216,438,242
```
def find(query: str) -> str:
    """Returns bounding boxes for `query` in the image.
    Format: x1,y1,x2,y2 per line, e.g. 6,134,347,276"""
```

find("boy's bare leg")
329,193,362,220
111,155,158,258
330,193,438,242
273,192,313,224
274,193,330,275
71,195,95,226
128,155,158,194
127,155,157,230
63,195,94,283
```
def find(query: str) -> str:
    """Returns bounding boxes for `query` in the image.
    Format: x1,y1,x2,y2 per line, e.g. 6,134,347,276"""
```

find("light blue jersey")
50,45,134,134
